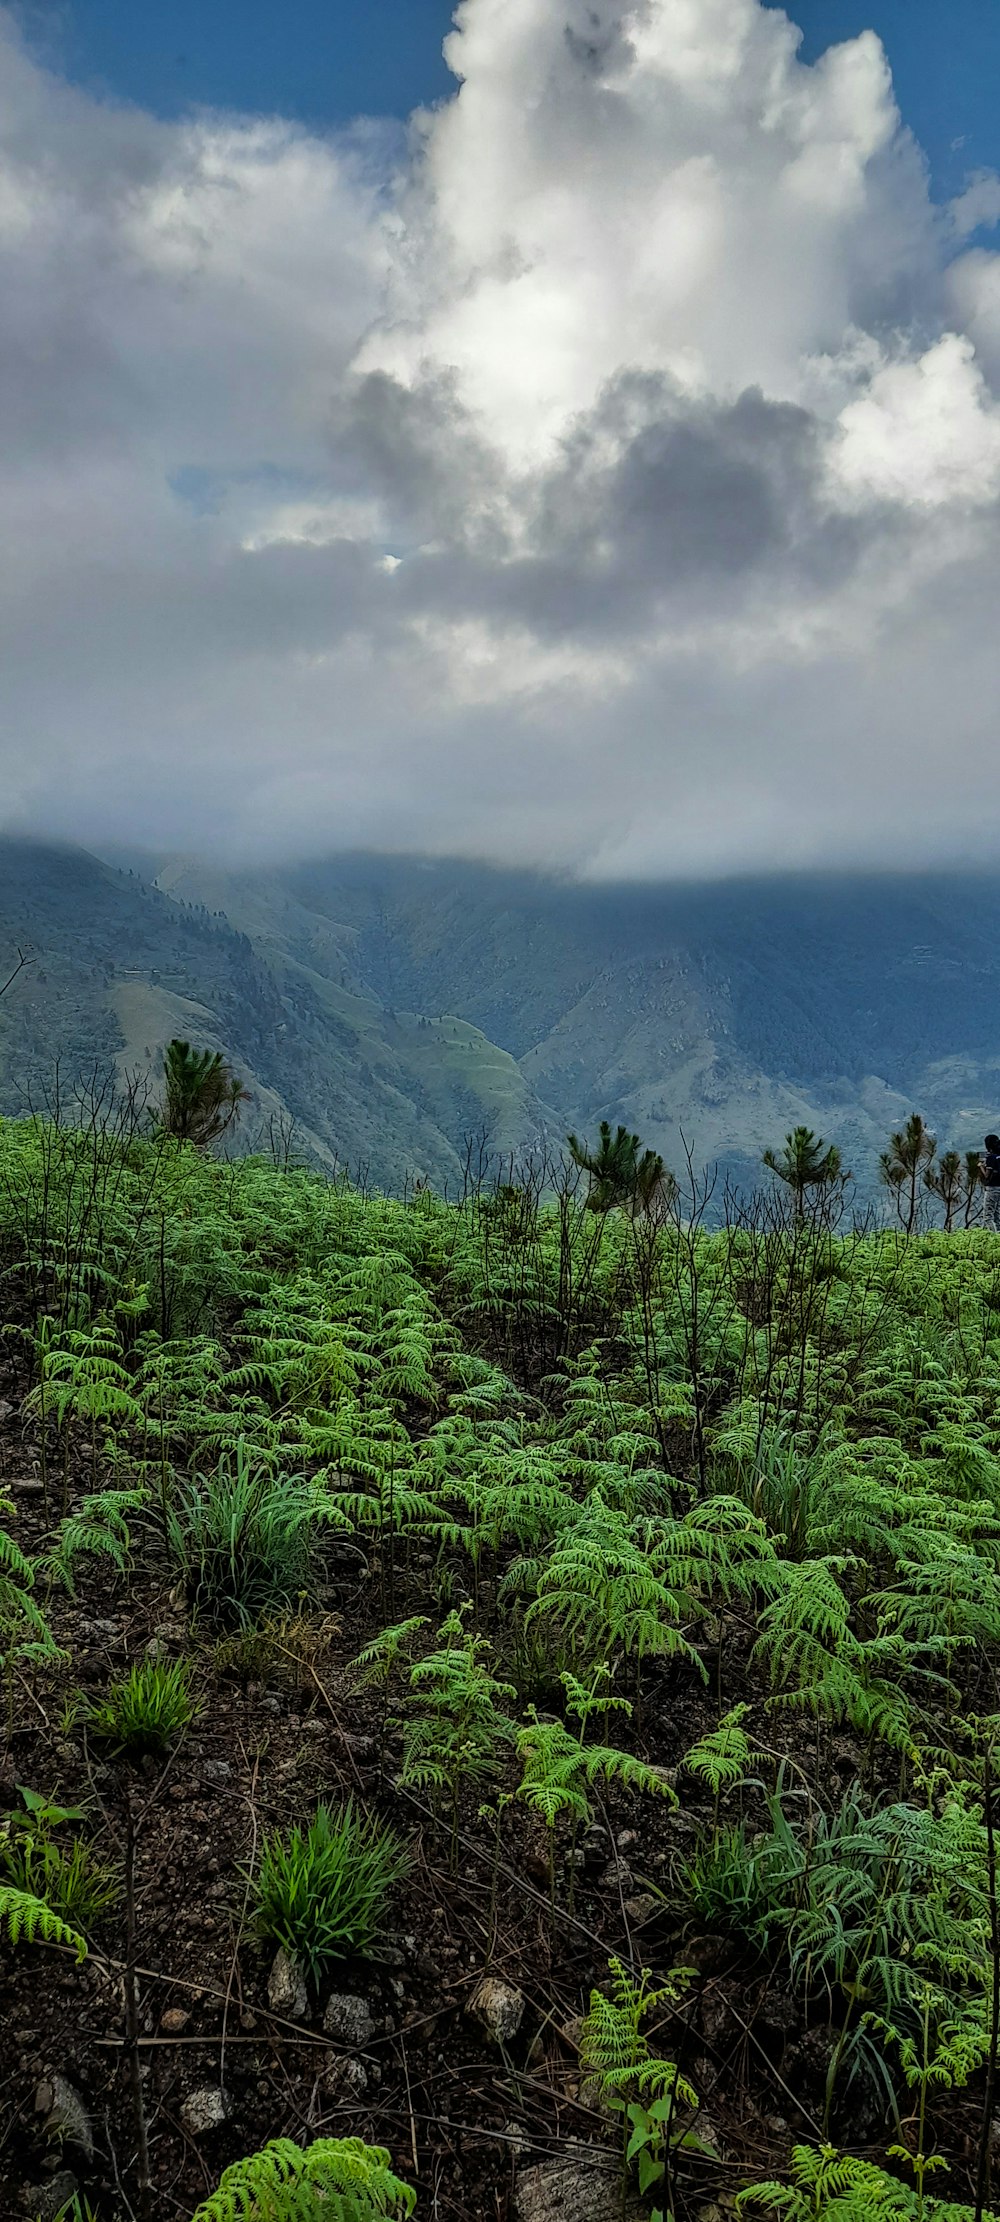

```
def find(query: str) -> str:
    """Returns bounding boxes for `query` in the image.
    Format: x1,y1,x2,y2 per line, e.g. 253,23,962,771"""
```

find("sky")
32,1,1000,201
6,0,1000,877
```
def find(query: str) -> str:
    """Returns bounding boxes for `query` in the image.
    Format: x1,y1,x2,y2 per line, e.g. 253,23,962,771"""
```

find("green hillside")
0,841,556,1185
8,838,1000,1194
156,851,1000,1190
3,1118,1000,2215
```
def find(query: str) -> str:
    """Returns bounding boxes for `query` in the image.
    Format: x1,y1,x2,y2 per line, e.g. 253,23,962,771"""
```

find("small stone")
322,2054,369,2099
22,2172,79,2222
34,2074,93,2161
268,1948,309,2022
622,1893,659,1926
468,1976,525,2046
599,1858,633,1891
323,1993,375,2046
180,2086,228,2136
160,2007,190,2035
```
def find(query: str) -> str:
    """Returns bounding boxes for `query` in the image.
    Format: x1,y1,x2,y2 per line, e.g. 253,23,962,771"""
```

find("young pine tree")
762,1127,842,1224
880,1113,936,1234
160,1039,249,1150
567,1123,674,1216
925,1147,963,1232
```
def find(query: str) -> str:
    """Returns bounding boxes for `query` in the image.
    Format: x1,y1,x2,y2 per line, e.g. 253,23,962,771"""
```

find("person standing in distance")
981,1135,1000,1229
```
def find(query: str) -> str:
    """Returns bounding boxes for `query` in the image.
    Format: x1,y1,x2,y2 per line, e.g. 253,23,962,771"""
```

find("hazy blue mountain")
150,850,1000,1190
5,837,1000,1191
0,840,556,1184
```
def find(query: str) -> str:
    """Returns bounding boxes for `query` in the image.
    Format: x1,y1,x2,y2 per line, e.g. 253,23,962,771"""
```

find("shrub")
736,2143,1000,2218
251,1802,408,1988
87,1657,196,1755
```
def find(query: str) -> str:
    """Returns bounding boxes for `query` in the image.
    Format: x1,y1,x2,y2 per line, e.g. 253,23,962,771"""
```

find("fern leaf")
0,1884,87,1961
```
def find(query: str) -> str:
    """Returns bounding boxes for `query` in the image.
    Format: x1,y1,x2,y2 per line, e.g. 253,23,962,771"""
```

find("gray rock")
180,2086,228,2136
34,2074,93,2160
268,1948,308,2022
22,2172,79,2222
321,2054,370,2099
516,2150,643,2222
468,1976,525,2046
622,1893,659,1926
598,1858,633,1891
323,1992,375,2046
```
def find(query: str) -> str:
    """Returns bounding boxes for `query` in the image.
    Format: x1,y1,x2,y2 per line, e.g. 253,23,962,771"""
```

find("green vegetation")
1,1785,118,1930
0,1882,87,1960
188,2137,416,2221
86,1656,197,1755
763,1126,843,1220
567,1120,676,1215
167,1447,335,1626
161,1037,250,1148
8,1094,1000,2214
251,1802,408,1987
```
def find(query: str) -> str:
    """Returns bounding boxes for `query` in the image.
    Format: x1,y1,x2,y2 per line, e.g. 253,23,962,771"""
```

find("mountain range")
1,836,999,1193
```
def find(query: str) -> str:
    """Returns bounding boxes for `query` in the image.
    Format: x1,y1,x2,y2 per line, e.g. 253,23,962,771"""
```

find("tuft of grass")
0,1829,118,1931
87,1657,197,1756
251,1801,408,1988
168,1447,330,1628
679,1821,784,1948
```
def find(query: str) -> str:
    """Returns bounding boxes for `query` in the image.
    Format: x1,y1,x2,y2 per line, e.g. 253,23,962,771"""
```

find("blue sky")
32,0,1000,200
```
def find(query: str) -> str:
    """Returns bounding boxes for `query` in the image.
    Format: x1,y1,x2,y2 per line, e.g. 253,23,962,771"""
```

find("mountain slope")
0,841,556,1184
8,838,1000,1191
156,852,1000,1186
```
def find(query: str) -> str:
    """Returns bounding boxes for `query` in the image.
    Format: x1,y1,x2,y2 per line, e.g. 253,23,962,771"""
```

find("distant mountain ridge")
3,837,1000,1190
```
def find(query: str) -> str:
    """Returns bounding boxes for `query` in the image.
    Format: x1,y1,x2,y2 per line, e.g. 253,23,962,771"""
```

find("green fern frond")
736,2140,1000,2219
189,2134,415,2220
0,1883,87,1961
680,1705,753,1792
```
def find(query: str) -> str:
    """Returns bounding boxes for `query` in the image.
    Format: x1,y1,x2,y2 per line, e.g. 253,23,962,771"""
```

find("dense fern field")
6,1114,1000,2219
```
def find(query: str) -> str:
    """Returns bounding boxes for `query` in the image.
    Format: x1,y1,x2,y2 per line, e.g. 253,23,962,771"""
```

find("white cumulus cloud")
2,0,1000,874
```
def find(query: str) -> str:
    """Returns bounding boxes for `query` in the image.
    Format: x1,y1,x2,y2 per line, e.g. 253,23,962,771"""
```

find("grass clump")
0,1829,118,1931
680,1820,786,1946
251,1802,408,1988
87,1656,196,1756
168,1446,334,1628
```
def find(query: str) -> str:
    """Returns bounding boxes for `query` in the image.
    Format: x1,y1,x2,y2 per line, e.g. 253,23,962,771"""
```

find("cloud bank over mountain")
3,0,1000,875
